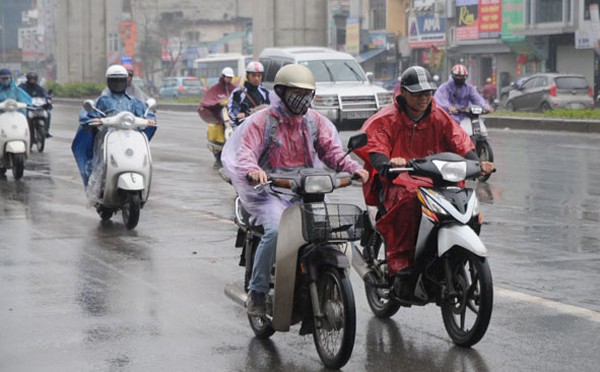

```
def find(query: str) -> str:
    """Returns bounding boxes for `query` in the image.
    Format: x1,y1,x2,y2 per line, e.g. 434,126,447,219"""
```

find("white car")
259,47,393,128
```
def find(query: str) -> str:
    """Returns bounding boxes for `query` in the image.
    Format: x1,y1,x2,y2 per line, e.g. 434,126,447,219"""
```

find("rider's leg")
246,223,278,316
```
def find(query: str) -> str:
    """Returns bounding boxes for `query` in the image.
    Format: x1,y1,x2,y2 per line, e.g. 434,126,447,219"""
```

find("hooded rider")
197,67,237,123
434,64,493,124
20,71,53,138
355,66,494,299
0,68,32,112
227,61,270,128
72,65,156,189
221,64,369,316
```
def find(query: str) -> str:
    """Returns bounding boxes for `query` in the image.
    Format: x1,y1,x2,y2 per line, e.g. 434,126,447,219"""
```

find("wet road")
1,104,599,371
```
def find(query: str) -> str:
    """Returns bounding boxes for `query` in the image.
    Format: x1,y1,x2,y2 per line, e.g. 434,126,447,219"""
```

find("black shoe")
246,290,266,317
45,133,53,138
393,269,414,300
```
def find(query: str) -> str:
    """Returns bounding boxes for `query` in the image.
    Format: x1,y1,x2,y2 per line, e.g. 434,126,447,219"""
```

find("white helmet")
105,65,128,93
245,61,264,73
106,64,128,78
221,67,235,77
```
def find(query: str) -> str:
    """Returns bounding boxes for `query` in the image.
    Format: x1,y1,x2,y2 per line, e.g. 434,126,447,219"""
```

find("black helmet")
26,71,38,83
400,66,436,93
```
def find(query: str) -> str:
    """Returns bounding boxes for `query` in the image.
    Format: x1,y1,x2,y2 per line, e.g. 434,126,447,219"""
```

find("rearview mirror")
82,99,95,112
347,133,368,151
366,72,374,84
145,98,157,113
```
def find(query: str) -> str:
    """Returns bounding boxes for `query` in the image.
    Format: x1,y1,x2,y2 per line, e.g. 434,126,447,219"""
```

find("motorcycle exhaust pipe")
224,283,247,307
351,243,372,279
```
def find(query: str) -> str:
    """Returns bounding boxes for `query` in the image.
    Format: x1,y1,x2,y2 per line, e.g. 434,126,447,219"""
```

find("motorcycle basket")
300,203,364,242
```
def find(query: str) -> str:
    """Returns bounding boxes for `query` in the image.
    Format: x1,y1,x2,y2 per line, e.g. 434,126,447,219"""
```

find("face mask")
283,90,313,115
453,76,466,86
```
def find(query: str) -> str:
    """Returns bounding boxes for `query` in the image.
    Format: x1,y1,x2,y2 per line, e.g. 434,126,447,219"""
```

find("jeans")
248,223,278,294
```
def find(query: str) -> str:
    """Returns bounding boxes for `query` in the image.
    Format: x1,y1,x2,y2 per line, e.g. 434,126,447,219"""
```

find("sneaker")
246,290,266,317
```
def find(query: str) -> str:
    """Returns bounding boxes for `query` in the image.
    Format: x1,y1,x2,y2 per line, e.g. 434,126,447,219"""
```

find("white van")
259,47,393,127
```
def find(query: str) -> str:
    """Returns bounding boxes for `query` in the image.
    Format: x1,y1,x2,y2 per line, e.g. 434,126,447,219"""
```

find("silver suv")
259,47,393,127
505,73,594,112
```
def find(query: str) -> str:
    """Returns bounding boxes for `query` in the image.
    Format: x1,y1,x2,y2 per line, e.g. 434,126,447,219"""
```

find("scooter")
0,99,30,180
456,105,494,182
224,134,368,369
82,99,156,229
352,152,493,347
28,96,50,152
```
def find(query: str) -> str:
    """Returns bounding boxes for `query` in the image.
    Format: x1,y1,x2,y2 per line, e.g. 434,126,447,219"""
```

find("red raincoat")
355,96,474,276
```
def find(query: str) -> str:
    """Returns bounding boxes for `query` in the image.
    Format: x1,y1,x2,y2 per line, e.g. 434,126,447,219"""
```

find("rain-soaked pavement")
1,103,599,371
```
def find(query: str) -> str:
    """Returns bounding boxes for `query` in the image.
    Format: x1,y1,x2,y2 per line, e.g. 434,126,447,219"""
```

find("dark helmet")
400,66,436,93
105,65,128,94
0,68,11,87
26,71,38,83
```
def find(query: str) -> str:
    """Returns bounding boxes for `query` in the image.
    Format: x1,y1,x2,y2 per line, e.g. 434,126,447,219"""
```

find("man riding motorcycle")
72,65,157,190
221,64,369,316
434,64,493,124
102,64,149,102
227,61,270,128
19,71,53,138
355,66,494,298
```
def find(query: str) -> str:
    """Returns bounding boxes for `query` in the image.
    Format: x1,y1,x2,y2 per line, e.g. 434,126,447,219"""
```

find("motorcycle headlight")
303,175,334,194
433,160,467,182
423,192,448,215
121,113,135,128
470,106,483,115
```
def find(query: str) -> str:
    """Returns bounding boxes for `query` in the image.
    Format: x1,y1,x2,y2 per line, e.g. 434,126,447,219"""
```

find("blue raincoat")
434,77,490,124
0,80,32,114
71,91,156,187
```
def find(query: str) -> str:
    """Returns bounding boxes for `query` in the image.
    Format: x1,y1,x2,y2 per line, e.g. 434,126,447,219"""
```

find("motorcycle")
352,152,493,347
224,134,368,369
456,105,494,182
0,99,30,180
28,96,51,152
82,98,156,229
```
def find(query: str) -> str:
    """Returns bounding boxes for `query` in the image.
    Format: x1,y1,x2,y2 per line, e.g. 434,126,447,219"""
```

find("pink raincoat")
221,93,362,226
355,95,474,276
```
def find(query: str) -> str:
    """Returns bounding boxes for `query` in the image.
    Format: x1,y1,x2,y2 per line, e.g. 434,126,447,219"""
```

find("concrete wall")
556,46,595,87
55,0,107,84
252,0,328,58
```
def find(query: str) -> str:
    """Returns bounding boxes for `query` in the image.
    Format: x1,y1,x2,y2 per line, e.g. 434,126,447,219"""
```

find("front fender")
117,172,145,190
438,224,488,257
5,141,26,154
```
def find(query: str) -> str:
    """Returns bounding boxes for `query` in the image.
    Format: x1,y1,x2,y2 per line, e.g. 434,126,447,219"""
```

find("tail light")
549,84,557,97
589,86,594,97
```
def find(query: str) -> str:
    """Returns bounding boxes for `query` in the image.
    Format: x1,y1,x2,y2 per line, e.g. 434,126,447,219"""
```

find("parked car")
159,76,204,98
258,47,393,127
499,76,529,108
505,73,594,112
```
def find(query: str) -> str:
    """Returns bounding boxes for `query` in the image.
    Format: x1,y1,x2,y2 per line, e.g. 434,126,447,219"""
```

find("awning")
356,49,385,63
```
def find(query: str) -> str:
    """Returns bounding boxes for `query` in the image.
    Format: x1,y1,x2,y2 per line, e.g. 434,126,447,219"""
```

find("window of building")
584,0,600,20
535,0,570,23
369,0,386,30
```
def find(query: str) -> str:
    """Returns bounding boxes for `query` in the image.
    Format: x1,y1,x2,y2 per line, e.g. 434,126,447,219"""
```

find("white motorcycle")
0,99,30,180
82,99,156,229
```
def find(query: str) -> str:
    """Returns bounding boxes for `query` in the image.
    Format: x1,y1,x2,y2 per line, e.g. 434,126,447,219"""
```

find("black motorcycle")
27,96,51,152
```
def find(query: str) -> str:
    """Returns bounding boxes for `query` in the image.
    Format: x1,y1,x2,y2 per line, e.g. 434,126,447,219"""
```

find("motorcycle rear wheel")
312,267,356,370
34,121,46,152
11,153,25,180
364,271,401,318
247,313,276,339
477,141,494,182
441,249,493,347
122,191,141,229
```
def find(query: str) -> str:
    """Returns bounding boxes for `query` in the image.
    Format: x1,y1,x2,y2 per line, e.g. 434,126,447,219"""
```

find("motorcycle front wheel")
313,267,356,370
11,153,25,180
121,191,141,229
477,141,494,182
34,121,46,152
441,249,493,347
247,313,275,339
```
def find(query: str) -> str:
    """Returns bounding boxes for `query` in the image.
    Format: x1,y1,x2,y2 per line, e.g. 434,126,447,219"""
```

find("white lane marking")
495,286,600,323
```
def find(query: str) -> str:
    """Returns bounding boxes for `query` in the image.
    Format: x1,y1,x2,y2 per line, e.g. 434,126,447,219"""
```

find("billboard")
408,14,446,49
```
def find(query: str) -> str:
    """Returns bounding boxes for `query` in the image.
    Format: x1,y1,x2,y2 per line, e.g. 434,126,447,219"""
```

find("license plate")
344,111,373,120
568,103,583,109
